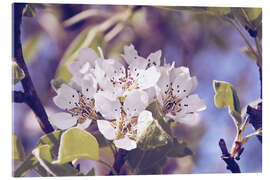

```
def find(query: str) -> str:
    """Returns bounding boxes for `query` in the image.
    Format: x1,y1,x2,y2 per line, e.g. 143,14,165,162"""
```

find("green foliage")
136,101,172,150
22,33,41,63
53,128,99,164
32,145,79,176
14,130,62,177
12,134,25,161
127,138,192,174
213,80,242,128
12,61,25,84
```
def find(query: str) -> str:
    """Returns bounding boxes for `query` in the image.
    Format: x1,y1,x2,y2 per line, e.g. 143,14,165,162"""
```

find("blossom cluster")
49,45,206,150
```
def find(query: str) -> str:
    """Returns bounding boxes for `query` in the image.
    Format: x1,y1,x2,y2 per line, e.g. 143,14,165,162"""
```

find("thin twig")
225,17,259,60
13,3,54,134
13,90,26,103
219,139,241,173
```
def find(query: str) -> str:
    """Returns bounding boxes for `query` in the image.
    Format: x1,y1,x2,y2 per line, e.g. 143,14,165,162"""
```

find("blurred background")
12,4,262,176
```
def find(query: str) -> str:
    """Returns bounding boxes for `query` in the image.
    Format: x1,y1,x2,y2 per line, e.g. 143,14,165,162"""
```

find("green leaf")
32,145,79,176
12,61,25,84
14,131,62,177
13,134,25,161
213,80,241,112
53,128,99,164
136,101,172,150
167,138,193,158
22,4,36,17
22,33,41,63
213,80,242,128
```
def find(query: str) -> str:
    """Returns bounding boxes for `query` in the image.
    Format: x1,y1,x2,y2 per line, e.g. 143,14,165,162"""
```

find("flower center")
162,88,182,116
110,112,138,141
68,95,98,124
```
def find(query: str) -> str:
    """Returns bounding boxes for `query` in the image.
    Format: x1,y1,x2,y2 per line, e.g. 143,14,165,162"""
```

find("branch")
13,90,26,103
218,139,241,173
246,104,262,143
13,3,54,134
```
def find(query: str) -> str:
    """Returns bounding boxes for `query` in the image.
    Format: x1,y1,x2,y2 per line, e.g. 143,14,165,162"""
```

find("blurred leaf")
167,138,193,158
50,78,65,92
160,6,231,16
136,101,172,150
37,130,63,154
13,134,25,161
242,46,257,62
12,61,25,84
22,33,41,63
85,168,95,176
22,4,36,17
53,128,99,164
32,145,78,176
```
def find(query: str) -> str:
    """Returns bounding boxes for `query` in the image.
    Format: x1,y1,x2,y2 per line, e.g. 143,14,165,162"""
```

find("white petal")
114,136,137,151
136,110,154,139
124,91,149,118
97,120,116,140
77,48,98,67
145,87,156,104
178,94,207,114
177,113,200,126
121,44,141,65
81,74,97,99
49,112,77,130
156,66,171,97
137,66,161,90
53,84,79,110
172,76,194,99
76,119,92,129
128,59,148,77
94,92,121,120
146,50,161,67
170,66,190,82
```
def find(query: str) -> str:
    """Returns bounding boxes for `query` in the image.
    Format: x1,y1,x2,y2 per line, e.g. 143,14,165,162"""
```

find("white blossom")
94,90,154,150
155,64,206,123
49,82,98,130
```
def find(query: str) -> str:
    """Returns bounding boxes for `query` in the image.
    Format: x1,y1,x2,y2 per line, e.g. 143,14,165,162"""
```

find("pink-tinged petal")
49,112,77,130
53,84,79,110
114,136,137,151
94,92,121,120
76,119,92,129
97,120,116,140
124,91,149,118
